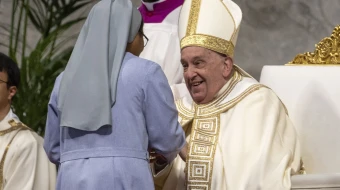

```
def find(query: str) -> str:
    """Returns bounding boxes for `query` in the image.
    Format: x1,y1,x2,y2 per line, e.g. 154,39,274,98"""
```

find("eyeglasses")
143,33,149,47
0,79,7,84
140,32,149,47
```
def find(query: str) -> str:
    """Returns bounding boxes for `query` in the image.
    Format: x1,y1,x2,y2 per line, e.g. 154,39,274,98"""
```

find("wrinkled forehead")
180,46,220,63
181,46,210,58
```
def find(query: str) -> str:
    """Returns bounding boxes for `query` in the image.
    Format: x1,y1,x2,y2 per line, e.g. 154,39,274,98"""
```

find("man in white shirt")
139,0,184,84
0,52,56,190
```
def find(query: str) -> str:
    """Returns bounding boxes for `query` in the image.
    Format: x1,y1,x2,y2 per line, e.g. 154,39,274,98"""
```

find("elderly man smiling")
152,0,302,189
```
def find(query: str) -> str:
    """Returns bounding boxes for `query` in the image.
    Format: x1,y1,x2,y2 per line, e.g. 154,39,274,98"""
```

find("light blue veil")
57,0,142,131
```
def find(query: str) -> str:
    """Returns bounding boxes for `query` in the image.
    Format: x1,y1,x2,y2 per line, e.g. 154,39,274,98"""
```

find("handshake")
149,142,188,164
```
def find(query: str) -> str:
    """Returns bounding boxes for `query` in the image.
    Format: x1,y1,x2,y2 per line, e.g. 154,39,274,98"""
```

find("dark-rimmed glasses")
142,33,149,47
0,79,8,84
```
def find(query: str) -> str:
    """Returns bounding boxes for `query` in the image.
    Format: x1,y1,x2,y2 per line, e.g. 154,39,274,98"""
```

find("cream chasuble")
154,69,301,190
0,110,56,190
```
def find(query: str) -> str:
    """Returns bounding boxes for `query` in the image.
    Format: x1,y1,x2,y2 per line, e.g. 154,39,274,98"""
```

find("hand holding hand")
148,148,167,164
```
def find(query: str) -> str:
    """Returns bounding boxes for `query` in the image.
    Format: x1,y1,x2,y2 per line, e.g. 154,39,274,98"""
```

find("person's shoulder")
8,120,43,150
239,83,277,100
126,53,159,67
56,72,64,80
241,84,286,111
52,72,64,86
124,53,161,74
253,86,280,101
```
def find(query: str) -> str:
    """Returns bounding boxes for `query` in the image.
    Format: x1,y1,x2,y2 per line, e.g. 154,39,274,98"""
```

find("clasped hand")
149,142,188,164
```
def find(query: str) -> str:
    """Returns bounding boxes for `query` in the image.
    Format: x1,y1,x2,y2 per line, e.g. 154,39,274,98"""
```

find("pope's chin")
188,84,207,104
190,91,206,104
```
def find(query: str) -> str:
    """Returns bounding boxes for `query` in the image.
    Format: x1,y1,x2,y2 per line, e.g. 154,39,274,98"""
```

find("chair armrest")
291,173,340,189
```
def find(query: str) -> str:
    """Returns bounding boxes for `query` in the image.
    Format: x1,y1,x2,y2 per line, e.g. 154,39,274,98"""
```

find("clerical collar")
142,0,165,11
139,0,184,23
0,109,13,130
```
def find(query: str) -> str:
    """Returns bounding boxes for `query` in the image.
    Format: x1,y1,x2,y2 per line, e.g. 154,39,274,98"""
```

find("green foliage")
1,0,92,135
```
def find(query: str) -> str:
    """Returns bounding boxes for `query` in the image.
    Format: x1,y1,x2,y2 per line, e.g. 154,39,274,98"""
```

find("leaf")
40,0,49,9
0,24,11,33
32,0,45,17
0,42,9,48
9,0,92,134
26,6,45,33
0,32,9,37
50,33,79,55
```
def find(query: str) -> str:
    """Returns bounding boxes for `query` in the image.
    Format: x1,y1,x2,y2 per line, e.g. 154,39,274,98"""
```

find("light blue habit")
44,52,186,189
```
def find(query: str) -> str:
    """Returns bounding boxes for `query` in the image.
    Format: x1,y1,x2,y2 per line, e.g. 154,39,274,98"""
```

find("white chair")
260,25,340,190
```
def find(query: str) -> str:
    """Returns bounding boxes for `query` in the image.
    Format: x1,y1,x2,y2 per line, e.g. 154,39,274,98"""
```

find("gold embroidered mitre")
178,0,242,57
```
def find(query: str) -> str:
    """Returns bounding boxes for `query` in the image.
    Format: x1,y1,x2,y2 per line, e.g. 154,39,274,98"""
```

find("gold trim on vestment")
186,115,219,190
181,34,235,58
0,120,31,189
0,124,21,136
177,69,268,190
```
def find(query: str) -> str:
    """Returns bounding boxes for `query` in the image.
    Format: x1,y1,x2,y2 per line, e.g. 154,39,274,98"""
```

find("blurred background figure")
0,52,56,190
138,0,184,85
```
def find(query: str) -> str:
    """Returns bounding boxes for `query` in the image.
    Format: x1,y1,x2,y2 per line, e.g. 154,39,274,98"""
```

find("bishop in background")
139,0,184,85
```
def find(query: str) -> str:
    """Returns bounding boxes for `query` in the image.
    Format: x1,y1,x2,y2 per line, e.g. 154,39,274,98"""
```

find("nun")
43,0,186,189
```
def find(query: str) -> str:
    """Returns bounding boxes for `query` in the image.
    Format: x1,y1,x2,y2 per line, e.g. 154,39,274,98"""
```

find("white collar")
0,109,13,130
142,0,166,11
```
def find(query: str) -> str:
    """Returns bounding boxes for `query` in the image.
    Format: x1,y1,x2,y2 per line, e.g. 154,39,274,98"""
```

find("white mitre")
178,0,242,57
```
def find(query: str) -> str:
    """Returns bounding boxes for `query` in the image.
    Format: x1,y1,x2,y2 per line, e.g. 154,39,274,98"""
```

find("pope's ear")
222,56,233,78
